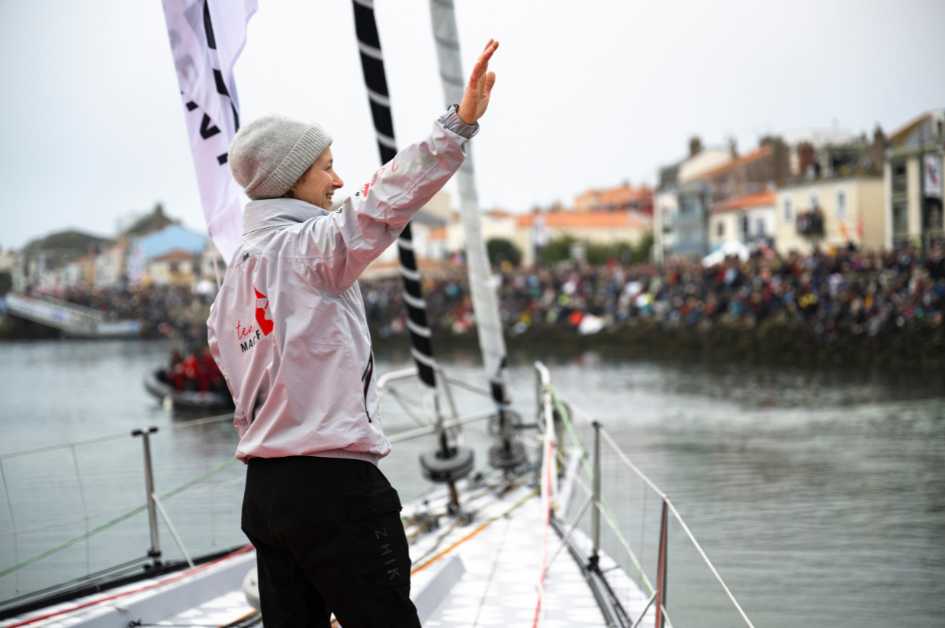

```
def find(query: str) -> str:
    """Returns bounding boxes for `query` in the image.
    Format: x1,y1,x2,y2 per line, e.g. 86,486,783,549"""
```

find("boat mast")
428,0,525,472
351,2,477,510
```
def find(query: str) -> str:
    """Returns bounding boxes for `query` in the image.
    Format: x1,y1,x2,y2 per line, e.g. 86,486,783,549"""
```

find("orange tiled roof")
698,146,772,180
429,226,447,241
150,249,195,263
574,183,653,210
711,191,776,214
516,210,651,229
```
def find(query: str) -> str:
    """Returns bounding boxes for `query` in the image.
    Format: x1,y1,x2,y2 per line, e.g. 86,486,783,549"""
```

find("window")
892,201,908,236
837,190,846,220
717,221,725,237
784,198,792,221
809,192,819,209
892,161,907,195
924,199,943,232
756,217,766,236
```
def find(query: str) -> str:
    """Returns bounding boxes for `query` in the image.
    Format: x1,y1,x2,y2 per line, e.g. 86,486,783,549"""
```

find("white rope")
663,499,755,628
599,428,667,500
151,493,195,568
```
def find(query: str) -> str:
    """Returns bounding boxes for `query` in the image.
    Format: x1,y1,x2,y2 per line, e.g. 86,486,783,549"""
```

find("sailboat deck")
7,477,653,627
406,479,655,628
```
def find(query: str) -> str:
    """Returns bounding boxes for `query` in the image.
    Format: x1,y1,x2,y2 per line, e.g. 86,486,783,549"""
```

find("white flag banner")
925,154,942,200
161,0,257,264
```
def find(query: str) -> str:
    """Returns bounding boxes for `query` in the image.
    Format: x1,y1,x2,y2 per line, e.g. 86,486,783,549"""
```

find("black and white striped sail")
352,0,439,389
428,0,509,405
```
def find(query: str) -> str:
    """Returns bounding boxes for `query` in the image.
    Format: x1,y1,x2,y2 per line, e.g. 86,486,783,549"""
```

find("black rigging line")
351,0,438,389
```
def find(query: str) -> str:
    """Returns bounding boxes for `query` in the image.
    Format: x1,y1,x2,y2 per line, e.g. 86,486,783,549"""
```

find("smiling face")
289,147,344,209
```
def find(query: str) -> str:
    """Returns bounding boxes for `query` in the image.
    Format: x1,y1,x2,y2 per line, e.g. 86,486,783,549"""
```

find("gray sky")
1,0,943,250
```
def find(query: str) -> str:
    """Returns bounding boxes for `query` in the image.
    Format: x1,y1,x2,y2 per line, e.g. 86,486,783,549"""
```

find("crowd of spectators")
44,284,212,345
364,244,945,341
42,244,945,351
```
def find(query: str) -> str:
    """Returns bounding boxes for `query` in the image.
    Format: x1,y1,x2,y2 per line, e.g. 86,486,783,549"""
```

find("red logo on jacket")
235,288,274,354
254,289,274,336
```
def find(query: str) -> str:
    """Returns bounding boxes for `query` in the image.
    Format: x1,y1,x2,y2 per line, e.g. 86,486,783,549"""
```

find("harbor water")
0,339,943,627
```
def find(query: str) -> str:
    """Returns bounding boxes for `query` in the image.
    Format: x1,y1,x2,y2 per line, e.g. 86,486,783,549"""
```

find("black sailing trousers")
241,456,421,628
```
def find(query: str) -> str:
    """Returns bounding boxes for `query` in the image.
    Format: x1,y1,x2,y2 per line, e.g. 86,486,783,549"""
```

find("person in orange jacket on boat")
207,40,499,628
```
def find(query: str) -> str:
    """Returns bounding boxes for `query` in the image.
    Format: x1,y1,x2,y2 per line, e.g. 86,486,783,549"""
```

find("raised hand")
457,39,499,124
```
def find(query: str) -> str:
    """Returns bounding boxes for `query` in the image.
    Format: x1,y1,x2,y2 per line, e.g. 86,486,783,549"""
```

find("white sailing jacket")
208,109,476,463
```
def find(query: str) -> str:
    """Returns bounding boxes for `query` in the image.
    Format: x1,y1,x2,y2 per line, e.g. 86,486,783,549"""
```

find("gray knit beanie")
229,115,332,200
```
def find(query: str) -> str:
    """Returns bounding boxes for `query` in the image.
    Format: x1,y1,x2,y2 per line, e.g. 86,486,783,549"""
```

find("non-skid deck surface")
406,480,655,627
161,590,256,626
4,552,258,627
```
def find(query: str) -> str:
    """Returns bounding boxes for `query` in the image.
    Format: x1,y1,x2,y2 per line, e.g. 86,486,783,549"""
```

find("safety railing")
0,413,244,613
534,361,755,628
0,386,503,615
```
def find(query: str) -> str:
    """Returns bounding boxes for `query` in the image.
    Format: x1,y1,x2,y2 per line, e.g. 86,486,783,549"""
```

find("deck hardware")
589,420,602,571
131,426,161,567
654,499,669,628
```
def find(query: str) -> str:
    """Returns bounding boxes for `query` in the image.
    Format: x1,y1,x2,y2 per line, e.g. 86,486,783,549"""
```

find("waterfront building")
772,129,888,255
677,139,732,184
653,163,679,264
657,129,890,262
143,249,200,286
884,110,945,249
663,138,788,260
36,253,97,291
362,192,454,279
126,224,207,284
93,241,129,289
445,207,518,257
573,182,653,216
774,175,884,255
782,127,873,178
709,190,777,251
655,138,729,261
514,209,652,266
674,179,714,259
698,139,791,201
14,230,112,292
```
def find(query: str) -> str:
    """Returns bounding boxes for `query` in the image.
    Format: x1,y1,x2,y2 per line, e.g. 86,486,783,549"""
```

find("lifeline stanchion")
589,420,602,571
132,426,161,567
654,499,669,628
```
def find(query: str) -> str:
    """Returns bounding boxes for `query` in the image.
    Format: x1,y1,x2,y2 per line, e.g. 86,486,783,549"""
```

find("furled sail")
428,1,510,409
351,0,439,389
160,0,257,264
